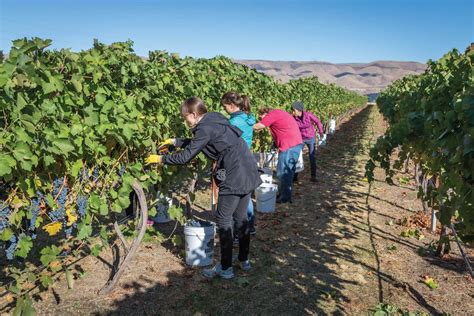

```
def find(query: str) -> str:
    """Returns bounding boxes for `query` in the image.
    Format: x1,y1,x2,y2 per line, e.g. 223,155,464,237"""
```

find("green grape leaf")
14,235,33,258
76,223,92,240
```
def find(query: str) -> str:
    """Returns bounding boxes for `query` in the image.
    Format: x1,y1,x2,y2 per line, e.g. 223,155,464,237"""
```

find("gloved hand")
157,138,176,153
145,154,164,165
159,138,176,147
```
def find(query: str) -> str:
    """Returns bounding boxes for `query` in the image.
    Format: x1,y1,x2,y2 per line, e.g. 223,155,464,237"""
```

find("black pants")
216,193,251,270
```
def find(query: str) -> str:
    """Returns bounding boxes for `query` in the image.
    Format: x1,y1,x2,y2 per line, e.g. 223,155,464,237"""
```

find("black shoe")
310,176,318,183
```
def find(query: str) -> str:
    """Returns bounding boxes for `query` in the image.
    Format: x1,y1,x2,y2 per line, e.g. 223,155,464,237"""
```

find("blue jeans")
277,144,303,202
304,138,317,177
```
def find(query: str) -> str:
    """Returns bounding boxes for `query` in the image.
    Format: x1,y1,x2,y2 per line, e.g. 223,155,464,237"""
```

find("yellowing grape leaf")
66,208,77,226
424,276,439,289
5,293,14,303
43,222,62,236
49,260,62,272
35,178,42,187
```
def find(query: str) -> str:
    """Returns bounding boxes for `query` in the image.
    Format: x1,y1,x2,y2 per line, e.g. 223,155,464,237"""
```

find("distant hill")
235,59,427,95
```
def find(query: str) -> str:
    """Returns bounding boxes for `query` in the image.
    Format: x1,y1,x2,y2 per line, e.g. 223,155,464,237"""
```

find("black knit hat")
292,101,304,112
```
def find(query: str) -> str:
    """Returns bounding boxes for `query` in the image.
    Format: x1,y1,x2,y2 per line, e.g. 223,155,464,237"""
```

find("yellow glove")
157,138,176,153
159,138,175,147
145,154,164,165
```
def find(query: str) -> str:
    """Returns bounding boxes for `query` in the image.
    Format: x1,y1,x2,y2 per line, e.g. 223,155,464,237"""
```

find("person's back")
221,92,258,235
229,111,256,149
259,109,302,152
291,101,324,183
194,112,242,159
254,107,303,203
293,111,323,140
149,96,261,279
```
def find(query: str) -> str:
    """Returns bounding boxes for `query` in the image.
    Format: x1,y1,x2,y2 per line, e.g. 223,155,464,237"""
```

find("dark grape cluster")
118,164,126,177
49,178,68,222
64,220,73,237
6,235,17,260
0,204,11,233
0,182,11,200
29,197,41,232
79,167,89,183
92,167,99,181
77,195,88,218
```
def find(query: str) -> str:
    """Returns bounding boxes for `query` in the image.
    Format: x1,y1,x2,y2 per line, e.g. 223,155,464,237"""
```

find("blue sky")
0,0,472,63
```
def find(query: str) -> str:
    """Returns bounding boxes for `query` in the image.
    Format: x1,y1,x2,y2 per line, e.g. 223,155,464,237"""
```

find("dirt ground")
2,104,473,315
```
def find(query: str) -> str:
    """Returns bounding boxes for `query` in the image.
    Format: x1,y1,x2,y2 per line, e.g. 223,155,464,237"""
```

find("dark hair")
221,92,251,114
258,107,272,116
181,96,208,115
241,95,251,114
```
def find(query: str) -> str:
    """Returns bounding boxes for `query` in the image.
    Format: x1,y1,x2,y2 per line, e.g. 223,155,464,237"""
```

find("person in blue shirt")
221,92,257,235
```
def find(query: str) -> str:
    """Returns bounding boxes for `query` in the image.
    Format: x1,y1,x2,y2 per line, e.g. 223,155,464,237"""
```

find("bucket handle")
187,232,213,242
194,233,205,242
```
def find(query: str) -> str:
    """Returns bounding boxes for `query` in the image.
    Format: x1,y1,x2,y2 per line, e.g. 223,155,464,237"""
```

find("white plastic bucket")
152,192,173,223
295,150,304,173
319,134,327,147
260,173,273,184
253,151,278,169
253,152,261,167
255,183,278,213
266,151,278,169
329,119,336,135
184,220,215,267
259,167,272,184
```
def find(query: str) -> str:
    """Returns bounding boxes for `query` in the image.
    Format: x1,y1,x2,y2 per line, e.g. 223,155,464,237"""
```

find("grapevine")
366,47,474,240
0,37,367,311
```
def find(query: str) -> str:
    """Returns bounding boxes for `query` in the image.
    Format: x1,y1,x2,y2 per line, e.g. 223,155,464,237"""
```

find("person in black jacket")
146,97,262,279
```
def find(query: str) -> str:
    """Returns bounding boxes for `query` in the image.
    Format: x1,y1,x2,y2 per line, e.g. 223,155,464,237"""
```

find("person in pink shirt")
291,101,324,183
253,107,303,203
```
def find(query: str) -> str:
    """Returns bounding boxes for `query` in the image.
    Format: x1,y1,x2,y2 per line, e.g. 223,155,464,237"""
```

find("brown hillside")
235,60,427,95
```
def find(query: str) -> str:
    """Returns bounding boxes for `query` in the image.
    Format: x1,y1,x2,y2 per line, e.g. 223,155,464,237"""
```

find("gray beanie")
292,101,304,112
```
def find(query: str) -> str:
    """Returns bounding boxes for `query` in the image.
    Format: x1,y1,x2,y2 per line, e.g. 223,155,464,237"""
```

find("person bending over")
146,97,261,279
253,107,303,204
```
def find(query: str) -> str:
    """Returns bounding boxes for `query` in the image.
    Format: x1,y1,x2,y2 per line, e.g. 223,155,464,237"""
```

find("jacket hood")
196,112,230,127
193,112,243,137
231,111,256,126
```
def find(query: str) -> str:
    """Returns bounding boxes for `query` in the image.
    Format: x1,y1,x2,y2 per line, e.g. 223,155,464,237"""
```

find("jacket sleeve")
174,138,192,148
163,129,210,165
310,113,324,136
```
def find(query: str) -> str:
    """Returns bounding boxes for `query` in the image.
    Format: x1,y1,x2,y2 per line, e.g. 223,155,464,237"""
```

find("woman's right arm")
174,138,191,148
163,130,210,165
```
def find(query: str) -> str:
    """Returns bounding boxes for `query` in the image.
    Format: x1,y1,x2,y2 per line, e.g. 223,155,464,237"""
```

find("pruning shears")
157,143,169,154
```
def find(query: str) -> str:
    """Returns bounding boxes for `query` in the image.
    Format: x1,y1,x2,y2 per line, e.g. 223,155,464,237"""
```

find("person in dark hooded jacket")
146,96,262,279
